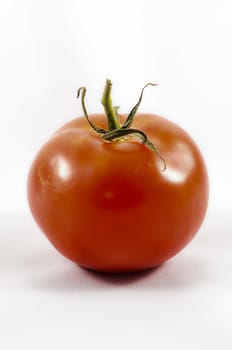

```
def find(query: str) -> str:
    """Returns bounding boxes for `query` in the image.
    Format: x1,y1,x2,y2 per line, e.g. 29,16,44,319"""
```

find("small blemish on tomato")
104,191,114,199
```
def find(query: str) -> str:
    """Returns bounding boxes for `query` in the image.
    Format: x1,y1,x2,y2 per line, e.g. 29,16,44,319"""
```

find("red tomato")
27,81,208,272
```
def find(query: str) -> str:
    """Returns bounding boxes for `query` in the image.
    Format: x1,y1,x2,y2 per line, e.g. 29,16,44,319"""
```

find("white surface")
1,0,232,348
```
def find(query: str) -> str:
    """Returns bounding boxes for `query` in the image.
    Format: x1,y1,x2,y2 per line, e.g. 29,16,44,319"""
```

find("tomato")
27,80,208,272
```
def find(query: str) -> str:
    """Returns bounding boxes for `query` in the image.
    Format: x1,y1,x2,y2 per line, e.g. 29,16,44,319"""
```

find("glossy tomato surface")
27,113,209,272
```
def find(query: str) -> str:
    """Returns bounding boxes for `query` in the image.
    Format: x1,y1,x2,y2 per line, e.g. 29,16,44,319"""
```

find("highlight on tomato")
27,79,209,273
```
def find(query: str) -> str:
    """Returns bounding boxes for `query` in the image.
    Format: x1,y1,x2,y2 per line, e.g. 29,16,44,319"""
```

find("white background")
0,0,232,349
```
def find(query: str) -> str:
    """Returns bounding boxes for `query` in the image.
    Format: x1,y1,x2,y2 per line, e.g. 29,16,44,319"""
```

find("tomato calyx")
77,79,166,170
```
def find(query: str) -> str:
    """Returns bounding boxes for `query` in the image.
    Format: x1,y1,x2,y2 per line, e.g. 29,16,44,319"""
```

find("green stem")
77,79,166,171
77,87,106,134
101,79,121,130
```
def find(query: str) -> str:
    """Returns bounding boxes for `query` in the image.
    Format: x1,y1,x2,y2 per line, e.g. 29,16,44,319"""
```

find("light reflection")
162,166,186,184
161,141,194,184
52,156,72,181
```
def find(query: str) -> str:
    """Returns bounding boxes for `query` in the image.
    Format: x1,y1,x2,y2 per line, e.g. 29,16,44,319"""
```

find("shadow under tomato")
78,254,208,290
81,265,161,286
26,263,161,292
27,254,209,292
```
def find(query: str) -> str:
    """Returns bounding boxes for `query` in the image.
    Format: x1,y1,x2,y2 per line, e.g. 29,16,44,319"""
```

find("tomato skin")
27,113,209,272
